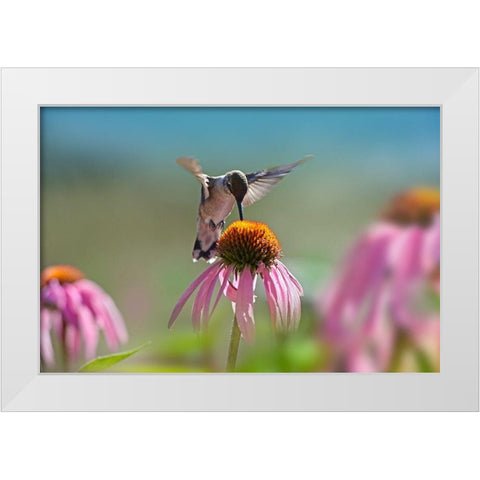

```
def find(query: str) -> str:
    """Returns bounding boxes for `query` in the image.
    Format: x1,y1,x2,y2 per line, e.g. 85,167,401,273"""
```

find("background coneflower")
318,187,440,372
41,265,128,370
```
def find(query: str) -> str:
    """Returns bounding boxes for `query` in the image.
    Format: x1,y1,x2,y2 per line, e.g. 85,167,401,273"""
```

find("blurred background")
40,107,440,372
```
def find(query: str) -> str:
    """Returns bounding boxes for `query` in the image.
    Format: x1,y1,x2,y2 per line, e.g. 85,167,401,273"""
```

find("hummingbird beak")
236,199,244,221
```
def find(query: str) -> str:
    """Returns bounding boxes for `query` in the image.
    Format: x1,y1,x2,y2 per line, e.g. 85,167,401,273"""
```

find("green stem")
389,330,407,372
226,315,241,372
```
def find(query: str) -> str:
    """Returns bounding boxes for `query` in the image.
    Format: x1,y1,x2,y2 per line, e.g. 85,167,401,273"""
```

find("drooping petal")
275,266,294,329
345,226,396,320
276,261,304,296
259,264,280,329
64,322,81,361
77,305,99,361
102,294,129,344
389,226,425,327
362,273,388,334
63,284,83,327
321,232,376,336
76,279,121,350
322,223,395,339
41,279,66,311
346,343,378,373
282,275,302,331
168,261,222,328
268,266,290,331
360,283,394,371
218,268,239,302
234,268,256,344
78,279,129,346
40,308,55,367
421,214,440,274
50,308,63,340
272,266,290,329
345,311,395,373
276,263,302,332
210,264,234,318
191,262,222,330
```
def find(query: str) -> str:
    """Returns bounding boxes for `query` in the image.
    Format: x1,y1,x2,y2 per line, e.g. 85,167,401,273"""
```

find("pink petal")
65,323,81,361
422,214,440,274
260,266,280,329
191,263,221,330
362,275,387,333
277,265,302,332
274,266,294,329
168,261,222,328
276,261,304,296
268,267,290,331
346,227,396,317
234,269,256,344
321,233,377,335
76,279,121,349
259,265,280,329
408,316,440,342
80,278,128,344
102,294,129,345
41,279,66,310
210,264,234,318
63,284,82,327
322,224,394,339
346,345,378,373
219,267,238,302
50,309,63,339
40,309,55,367
390,226,425,327
77,305,99,360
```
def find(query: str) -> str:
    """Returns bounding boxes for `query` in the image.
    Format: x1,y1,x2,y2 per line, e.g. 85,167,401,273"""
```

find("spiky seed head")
217,220,282,271
41,265,85,288
381,187,440,227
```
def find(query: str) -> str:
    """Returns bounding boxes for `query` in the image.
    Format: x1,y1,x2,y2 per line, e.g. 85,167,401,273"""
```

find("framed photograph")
1,68,478,411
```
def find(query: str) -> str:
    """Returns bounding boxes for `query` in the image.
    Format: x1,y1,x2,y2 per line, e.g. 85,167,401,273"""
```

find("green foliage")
282,338,325,372
414,348,435,373
429,290,440,312
107,363,208,373
78,342,151,373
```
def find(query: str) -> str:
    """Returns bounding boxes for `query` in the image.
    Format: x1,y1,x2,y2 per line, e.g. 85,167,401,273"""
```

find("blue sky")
41,106,440,182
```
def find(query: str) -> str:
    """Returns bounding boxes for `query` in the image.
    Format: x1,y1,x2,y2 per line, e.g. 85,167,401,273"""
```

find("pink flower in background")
169,221,303,344
41,265,128,368
319,187,440,372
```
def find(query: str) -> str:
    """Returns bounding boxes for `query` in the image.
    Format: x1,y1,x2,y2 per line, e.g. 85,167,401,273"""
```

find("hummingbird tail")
193,218,224,262
192,238,218,262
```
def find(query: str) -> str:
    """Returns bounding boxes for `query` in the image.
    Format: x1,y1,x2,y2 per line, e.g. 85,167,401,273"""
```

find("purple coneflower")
319,187,440,372
169,220,303,370
41,265,128,369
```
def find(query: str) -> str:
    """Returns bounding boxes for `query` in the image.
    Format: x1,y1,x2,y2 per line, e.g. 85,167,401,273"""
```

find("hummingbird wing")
243,155,312,206
176,157,211,199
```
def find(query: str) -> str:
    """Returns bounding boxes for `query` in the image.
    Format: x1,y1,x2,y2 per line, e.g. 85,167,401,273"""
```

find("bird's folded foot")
209,219,225,231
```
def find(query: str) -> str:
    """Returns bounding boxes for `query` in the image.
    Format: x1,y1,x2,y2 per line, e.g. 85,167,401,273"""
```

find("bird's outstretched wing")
176,157,211,199
243,155,312,207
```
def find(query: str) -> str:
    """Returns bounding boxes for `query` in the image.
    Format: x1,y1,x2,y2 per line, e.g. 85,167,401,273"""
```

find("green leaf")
78,342,151,373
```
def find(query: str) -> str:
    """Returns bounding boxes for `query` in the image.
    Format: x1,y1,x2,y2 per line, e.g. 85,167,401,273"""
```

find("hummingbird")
176,155,311,262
